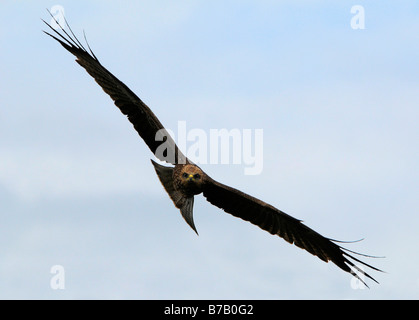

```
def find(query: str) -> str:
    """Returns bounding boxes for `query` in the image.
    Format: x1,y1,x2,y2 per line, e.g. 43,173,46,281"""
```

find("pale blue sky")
0,1,418,299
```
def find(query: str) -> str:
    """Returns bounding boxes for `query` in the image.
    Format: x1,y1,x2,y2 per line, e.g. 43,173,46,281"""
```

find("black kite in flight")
43,14,382,287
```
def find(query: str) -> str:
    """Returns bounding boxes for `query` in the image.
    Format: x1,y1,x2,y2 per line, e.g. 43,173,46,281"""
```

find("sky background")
0,1,418,299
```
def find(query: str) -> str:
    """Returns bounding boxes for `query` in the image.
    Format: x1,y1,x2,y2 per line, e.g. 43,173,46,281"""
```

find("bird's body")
43,13,382,287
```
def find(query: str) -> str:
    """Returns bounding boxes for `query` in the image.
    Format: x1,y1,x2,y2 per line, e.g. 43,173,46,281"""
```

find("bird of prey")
43,15,382,287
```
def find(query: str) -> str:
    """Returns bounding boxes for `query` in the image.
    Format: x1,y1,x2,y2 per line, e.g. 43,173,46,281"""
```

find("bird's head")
179,164,205,195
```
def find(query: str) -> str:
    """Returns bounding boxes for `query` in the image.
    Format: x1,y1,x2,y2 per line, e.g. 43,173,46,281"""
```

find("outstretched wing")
43,15,186,165
202,176,382,286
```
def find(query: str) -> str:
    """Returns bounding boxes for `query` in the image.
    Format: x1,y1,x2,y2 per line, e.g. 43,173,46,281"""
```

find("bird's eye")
182,172,189,178
193,174,201,179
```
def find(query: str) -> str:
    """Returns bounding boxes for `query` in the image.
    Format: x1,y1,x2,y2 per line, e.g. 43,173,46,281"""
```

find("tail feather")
151,160,198,234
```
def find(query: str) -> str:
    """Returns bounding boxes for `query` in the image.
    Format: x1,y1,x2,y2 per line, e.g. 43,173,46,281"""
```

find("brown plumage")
43,14,382,287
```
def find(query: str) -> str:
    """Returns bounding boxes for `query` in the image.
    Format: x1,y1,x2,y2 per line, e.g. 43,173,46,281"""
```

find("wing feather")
42,16,186,165
202,176,382,286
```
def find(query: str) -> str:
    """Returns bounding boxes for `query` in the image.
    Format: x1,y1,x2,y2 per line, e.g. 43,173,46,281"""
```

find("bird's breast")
181,180,203,196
